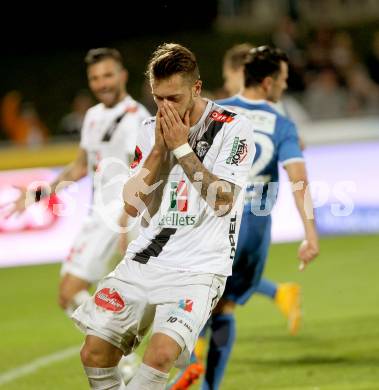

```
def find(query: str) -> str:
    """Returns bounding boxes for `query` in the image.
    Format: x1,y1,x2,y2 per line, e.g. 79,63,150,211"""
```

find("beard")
96,87,123,107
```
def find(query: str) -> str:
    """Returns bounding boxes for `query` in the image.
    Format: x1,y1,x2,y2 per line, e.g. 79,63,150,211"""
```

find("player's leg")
275,282,301,335
251,218,302,335
80,334,126,390
157,271,225,390
234,216,302,336
255,278,277,298
166,323,208,390
201,298,236,390
73,260,155,389
124,333,179,389
200,215,269,390
59,272,91,315
59,217,118,316
256,277,302,335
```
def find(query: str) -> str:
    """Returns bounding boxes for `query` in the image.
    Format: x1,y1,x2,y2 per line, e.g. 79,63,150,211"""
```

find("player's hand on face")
153,108,168,153
160,101,190,150
297,236,319,271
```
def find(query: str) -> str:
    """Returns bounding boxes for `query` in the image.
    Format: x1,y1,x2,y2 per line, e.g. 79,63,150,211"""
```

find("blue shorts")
223,212,271,305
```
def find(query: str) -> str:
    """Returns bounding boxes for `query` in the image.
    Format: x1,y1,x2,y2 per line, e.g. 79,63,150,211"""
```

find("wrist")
305,227,318,241
173,143,193,160
151,146,166,157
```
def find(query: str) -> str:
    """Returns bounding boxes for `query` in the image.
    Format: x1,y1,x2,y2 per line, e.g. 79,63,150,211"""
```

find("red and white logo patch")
125,105,138,114
130,146,143,169
179,298,193,312
95,288,125,312
210,111,235,123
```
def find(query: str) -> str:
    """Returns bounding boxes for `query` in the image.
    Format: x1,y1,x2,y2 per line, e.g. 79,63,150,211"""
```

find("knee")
145,345,176,372
80,343,109,367
80,336,123,368
80,344,93,366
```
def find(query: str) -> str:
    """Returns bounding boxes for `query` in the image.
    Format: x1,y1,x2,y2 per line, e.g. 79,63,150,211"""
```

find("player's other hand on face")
298,236,319,271
160,101,190,150
153,108,168,154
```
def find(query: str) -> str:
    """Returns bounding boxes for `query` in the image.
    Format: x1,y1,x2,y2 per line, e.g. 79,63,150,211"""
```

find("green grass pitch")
1,234,378,389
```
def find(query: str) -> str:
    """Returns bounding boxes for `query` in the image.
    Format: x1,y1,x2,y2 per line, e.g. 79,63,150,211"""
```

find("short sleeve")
211,117,256,187
278,121,304,166
122,106,151,158
129,118,155,176
79,111,92,150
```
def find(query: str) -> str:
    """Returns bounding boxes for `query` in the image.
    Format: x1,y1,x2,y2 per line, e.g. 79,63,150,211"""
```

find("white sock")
84,366,126,390
118,353,140,384
125,363,169,390
65,290,91,317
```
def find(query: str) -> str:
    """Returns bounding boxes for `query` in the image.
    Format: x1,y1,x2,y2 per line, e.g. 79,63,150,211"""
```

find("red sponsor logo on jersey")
125,105,138,114
95,288,125,312
130,146,142,169
179,299,193,312
169,180,188,212
210,111,235,123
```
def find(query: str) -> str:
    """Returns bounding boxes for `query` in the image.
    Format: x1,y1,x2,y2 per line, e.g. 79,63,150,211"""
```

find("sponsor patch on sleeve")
130,146,143,169
210,110,235,123
226,137,248,165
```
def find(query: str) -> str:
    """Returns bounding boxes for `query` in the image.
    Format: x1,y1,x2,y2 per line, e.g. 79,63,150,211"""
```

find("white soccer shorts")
61,212,139,283
72,259,226,367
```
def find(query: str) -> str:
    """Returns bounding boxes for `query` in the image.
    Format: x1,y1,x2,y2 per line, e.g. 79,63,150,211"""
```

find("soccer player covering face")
72,43,256,390
170,46,319,390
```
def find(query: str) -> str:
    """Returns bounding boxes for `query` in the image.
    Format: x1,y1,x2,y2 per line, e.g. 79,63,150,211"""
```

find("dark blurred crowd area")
1,0,378,147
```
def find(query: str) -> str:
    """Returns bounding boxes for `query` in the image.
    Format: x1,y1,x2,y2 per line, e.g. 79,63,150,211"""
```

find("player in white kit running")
72,43,256,390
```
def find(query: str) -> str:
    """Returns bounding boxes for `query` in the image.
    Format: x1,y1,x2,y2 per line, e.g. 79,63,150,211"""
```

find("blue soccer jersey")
217,95,304,215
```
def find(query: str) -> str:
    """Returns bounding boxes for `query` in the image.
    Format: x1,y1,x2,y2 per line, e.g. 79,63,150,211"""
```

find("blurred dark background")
1,0,379,144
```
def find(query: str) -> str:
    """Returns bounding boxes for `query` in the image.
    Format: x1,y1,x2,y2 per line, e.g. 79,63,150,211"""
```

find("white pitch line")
0,345,80,387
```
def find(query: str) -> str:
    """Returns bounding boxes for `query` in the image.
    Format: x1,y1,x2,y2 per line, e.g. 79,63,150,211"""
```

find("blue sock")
256,278,277,299
201,314,236,390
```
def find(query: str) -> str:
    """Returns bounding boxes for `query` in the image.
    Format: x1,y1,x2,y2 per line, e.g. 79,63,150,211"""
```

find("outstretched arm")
4,148,88,217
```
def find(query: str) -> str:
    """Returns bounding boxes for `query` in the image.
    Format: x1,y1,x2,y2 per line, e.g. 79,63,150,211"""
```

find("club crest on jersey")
179,299,193,312
95,288,125,312
169,180,188,212
196,140,210,158
226,136,248,165
130,146,142,169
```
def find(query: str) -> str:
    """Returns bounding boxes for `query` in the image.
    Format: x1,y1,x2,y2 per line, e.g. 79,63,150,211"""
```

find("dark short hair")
84,48,124,68
146,43,200,83
244,46,288,87
223,43,254,70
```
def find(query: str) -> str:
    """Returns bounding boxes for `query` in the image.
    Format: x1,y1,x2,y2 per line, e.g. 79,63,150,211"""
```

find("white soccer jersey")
80,96,150,220
124,100,256,276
